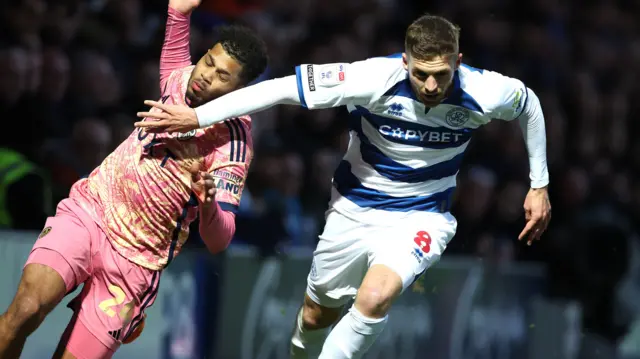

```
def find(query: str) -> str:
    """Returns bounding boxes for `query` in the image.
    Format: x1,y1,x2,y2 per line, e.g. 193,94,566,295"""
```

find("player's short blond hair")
405,14,460,60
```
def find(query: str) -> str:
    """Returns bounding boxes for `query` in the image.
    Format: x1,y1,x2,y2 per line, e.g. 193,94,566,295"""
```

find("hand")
169,0,201,15
190,167,216,206
135,100,199,133
518,187,551,246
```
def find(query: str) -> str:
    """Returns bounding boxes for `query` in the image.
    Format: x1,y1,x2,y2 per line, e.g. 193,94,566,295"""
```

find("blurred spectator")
42,117,112,201
107,112,136,147
68,50,121,119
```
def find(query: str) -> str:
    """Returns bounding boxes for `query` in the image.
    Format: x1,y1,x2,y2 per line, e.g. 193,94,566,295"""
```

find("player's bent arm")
199,203,236,254
198,117,252,252
487,71,549,189
194,58,387,128
516,89,549,189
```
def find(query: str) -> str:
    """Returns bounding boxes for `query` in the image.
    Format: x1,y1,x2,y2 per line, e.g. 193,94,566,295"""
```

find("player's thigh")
53,313,114,359
24,199,95,293
67,230,160,356
6,201,95,322
2,263,67,328
368,212,457,293
306,210,371,309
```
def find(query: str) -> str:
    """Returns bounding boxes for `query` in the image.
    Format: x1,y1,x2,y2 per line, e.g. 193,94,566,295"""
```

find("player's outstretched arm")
513,89,551,245
135,58,385,132
159,0,200,89
135,75,301,132
489,72,551,245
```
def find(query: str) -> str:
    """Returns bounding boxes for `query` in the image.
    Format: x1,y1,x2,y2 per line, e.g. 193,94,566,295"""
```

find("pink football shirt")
69,8,252,270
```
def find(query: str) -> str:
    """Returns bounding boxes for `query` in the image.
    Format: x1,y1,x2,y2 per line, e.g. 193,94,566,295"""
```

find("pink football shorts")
25,198,160,359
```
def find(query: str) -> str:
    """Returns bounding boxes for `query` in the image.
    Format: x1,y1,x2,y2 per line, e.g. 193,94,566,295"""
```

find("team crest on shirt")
445,108,470,128
38,226,51,239
176,129,196,140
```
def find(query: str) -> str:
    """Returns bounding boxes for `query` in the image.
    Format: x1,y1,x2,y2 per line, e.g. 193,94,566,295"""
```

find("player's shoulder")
167,65,195,83
163,65,196,95
202,116,253,146
350,53,408,95
357,53,406,78
235,115,252,126
227,115,252,133
457,63,526,114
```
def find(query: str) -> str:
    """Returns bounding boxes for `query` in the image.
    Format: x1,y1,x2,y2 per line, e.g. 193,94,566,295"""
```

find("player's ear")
455,53,463,69
402,53,409,70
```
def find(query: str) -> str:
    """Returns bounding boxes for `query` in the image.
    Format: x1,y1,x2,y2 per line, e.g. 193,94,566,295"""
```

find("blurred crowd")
2,0,640,347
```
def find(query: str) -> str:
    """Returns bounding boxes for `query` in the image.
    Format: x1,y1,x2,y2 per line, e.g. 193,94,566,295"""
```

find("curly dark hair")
215,25,268,84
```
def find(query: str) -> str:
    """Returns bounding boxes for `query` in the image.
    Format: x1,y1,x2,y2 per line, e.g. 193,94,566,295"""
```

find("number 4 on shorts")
413,230,431,254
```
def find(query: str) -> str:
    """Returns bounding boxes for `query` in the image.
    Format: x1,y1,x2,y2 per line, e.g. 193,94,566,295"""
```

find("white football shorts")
305,207,457,308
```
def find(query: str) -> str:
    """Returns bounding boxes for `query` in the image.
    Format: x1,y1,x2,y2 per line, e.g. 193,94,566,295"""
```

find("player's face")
403,53,462,107
186,43,244,107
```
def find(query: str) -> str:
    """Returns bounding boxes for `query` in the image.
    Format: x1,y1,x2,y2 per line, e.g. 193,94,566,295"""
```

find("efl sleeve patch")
316,64,346,88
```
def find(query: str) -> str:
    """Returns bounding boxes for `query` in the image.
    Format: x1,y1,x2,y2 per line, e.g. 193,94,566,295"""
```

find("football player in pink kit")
0,0,267,358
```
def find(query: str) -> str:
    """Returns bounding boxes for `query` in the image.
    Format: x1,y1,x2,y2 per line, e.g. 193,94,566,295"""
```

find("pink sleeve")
160,7,192,91
206,117,254,212
199,203,236,253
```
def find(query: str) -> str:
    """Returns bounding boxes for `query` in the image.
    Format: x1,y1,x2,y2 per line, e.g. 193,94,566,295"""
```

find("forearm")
199,202,236,253
518,89,549,189
160,6,192,88
195,75,300,127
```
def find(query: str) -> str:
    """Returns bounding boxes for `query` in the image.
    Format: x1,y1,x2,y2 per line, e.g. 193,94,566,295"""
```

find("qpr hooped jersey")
294,53,528,219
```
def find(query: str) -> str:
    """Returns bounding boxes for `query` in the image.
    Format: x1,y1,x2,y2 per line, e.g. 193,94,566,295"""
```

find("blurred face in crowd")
403,53,461,107
5,0,46,35
0,47,29,105
72,118,112,171
279,152,304,196
73,51,120,106
186,43,244,107
136,60,160,101
41,48,70,102
25,47,42,94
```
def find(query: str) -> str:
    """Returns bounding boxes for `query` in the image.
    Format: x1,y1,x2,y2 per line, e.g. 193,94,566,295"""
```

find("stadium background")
1,0,640,358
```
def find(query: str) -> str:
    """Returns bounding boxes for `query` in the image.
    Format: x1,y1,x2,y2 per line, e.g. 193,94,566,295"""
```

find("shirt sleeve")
159,7,192,92
294,57,395,109
515,89,549,188
193,56,399,128
205,117,253,213
483,71,528,121
485,72,549,188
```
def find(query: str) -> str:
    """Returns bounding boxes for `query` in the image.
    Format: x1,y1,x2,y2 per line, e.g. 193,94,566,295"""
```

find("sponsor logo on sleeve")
212,170,244,197
306,64,316,91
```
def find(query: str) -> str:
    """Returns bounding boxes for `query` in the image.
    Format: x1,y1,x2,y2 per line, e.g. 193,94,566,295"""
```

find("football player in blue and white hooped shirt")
136,14,551,359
